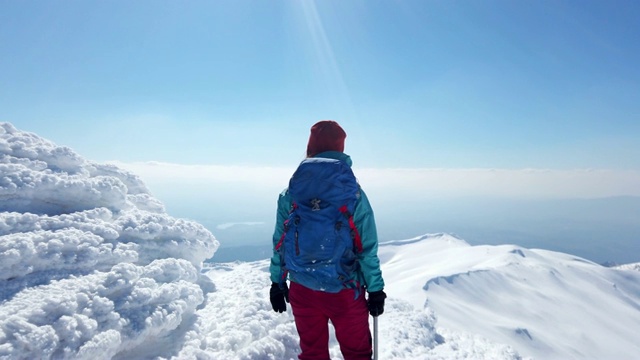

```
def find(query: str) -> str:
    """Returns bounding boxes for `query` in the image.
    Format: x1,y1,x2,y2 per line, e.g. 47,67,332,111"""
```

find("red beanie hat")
306,120,347,157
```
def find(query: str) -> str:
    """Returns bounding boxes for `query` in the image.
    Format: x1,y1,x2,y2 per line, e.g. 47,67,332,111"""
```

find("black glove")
367,290,386,316
270,282,289,313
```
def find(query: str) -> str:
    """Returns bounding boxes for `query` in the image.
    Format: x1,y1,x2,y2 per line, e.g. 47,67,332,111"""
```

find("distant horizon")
111,160,640,199
102,157,640,266
170,194,640,266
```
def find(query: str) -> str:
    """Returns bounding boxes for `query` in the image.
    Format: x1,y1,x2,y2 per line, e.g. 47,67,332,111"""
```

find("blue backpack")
276,157,363,293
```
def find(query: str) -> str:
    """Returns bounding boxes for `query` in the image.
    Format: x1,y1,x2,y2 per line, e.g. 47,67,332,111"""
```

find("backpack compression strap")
339,204,364,298
275,225,289,287
339,205,363,253
275,203,298,251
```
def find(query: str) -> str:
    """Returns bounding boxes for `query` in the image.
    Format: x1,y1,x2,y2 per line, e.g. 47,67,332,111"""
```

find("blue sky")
1,0,639,169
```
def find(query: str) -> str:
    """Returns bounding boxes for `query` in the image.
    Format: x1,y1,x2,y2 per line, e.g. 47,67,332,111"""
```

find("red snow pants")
289,281,372,360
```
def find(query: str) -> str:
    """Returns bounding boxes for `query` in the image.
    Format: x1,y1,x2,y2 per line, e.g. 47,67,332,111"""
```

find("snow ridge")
617,262,640,272
380,233,640,359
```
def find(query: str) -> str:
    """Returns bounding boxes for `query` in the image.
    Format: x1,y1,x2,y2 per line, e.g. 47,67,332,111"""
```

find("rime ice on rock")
0,122,219,359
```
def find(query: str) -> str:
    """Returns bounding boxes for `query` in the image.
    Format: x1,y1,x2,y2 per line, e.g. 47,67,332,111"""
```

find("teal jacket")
269,151,385,293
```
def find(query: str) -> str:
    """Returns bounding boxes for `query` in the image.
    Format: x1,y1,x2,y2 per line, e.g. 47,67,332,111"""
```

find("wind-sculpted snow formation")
0,122,218,359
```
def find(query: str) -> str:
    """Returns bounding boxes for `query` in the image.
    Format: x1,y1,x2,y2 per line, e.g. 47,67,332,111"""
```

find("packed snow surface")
2,122,640,359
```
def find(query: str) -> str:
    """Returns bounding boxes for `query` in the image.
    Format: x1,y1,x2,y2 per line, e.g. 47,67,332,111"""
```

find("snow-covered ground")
2,122,640,360
380,234,640,359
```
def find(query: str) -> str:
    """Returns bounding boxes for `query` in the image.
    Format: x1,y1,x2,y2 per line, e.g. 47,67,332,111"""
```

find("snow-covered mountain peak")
381,232,469,247
616,262,640,272
380,233,640,359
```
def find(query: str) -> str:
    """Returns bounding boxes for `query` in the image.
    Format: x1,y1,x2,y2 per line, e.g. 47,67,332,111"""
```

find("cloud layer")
113,161,640,200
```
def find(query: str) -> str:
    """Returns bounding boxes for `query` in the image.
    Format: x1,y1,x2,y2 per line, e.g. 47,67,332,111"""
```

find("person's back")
269,120,386,360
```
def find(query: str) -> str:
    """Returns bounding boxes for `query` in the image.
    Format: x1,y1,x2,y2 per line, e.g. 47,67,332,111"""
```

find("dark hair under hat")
306,120,347,157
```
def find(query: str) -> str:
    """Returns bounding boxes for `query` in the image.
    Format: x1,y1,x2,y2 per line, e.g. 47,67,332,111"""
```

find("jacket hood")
312,151,353,167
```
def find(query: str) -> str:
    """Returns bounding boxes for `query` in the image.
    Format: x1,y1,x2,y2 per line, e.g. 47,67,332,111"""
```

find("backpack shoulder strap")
339,204,363,253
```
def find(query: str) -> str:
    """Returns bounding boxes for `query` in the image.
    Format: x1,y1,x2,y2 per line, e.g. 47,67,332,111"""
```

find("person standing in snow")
269,120,386,360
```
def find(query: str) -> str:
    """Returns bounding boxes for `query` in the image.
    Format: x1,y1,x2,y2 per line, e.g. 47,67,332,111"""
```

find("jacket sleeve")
269,189,291,283
354,188,385,292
